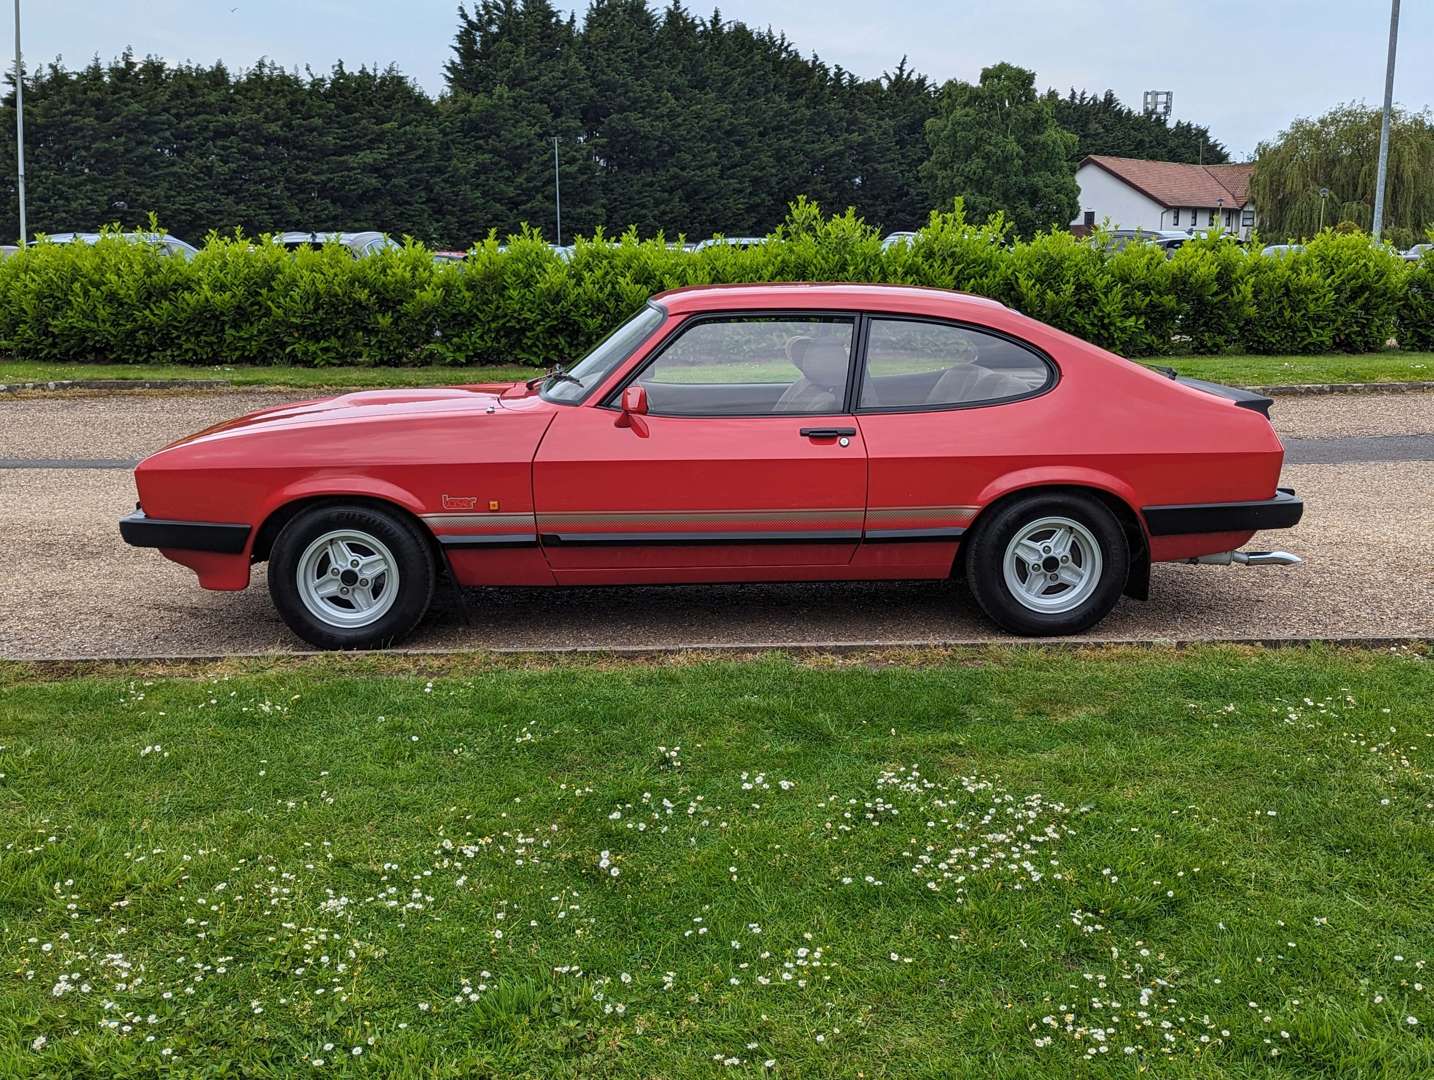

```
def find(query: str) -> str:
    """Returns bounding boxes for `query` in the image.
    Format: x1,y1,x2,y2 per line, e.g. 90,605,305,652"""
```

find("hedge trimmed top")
1,200,1429,368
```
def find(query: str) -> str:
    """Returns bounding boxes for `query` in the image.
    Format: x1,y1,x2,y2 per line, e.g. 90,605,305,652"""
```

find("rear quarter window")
859,319,1053,411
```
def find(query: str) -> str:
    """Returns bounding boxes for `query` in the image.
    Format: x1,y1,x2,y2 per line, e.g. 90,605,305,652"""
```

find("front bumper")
120,510,250,554
1142,489,1304,537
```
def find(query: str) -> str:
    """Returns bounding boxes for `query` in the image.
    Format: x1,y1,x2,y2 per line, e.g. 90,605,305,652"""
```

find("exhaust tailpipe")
1187,550,1302,567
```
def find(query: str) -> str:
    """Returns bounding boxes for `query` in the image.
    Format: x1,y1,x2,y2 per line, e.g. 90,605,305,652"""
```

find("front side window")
1172,208,1180,226
541,305,666,404
626,316,855,416
858,319,1051,410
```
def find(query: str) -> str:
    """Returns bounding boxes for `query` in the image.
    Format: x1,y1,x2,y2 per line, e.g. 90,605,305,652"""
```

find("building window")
1172,208,1180,226
1083,210,1095,227
1208,210,1217,227
1241,209,1255,227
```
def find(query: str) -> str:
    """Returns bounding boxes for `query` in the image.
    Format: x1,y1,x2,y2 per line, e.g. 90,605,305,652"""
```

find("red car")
120,284,1303,648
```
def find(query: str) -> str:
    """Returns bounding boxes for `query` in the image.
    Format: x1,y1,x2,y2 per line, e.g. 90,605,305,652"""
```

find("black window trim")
852,313,1059,416
599,309,863,419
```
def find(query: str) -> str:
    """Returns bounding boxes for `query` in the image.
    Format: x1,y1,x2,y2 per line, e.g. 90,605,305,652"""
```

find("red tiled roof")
1081,155,1254,209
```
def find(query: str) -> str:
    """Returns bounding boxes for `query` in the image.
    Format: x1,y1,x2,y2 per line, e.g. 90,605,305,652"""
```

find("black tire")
267,503,436,649
963,491,1129,636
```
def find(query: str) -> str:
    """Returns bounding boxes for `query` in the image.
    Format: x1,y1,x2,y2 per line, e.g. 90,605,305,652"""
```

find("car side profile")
120,283,1303,649
42,232,201,259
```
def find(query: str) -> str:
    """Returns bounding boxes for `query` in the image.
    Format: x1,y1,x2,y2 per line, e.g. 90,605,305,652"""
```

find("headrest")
786,336,848,389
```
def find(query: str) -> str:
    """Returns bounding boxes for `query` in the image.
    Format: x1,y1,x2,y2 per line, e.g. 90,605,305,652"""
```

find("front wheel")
963,492,1129,636
268,503,436,649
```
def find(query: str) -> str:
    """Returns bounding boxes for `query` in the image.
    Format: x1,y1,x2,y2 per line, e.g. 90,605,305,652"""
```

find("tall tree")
1250,102,1434,247
1049,89,1228,164
921,63,1078,237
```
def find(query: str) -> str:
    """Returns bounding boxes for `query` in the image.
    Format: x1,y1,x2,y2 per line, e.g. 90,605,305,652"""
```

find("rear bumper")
1142,489,1303,537
120,510,250,554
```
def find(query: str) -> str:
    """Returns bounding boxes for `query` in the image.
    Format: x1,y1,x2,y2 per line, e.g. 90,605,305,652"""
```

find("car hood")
158,384,526,452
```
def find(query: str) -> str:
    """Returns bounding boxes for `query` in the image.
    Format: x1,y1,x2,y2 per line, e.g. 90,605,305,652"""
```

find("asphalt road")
1,389,1430,658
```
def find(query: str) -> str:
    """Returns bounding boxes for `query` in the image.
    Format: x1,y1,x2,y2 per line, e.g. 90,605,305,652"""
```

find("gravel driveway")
1,389,1430,658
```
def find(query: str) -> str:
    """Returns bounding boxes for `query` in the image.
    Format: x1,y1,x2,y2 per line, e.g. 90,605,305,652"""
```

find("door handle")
799,427,856,438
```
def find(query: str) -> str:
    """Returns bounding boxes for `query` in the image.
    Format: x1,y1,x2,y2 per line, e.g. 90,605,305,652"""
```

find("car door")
853,315,1057,558
532,312,867,578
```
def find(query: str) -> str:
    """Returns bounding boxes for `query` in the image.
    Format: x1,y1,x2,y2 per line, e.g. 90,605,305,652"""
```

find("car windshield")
540,304,666,404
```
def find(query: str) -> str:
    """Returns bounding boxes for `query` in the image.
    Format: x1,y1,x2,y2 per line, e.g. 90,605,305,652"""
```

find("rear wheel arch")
959,483,1149,598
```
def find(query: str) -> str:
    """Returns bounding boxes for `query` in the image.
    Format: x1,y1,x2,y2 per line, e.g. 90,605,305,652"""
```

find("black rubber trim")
1142,490,1303,536
119,511,250,553
863,527,967,542
437,533,540,549
1174,375,1275,418
540,530,862,547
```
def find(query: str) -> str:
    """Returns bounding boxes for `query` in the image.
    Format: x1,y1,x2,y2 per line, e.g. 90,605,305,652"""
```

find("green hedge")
0,199,1426,367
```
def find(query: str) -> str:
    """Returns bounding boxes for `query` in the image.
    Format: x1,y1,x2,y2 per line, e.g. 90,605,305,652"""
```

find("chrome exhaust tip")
1187,550,1302,567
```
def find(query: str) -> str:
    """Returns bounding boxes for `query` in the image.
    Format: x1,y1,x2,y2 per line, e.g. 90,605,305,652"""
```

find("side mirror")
621,385,648,415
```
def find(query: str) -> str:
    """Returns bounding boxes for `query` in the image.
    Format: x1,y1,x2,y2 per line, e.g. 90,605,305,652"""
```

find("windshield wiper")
525,363,582,391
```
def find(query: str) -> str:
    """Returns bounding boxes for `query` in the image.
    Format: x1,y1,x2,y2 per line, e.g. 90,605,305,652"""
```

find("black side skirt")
1142,489,1303,537
120,511,250,554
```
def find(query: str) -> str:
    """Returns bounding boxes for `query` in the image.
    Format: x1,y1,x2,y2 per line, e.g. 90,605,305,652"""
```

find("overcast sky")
12,1,1431,160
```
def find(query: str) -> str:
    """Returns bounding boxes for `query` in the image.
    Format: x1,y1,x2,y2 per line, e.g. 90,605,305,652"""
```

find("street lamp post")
1319,187,1331,232
13,0,25,247
1371,0,1400,241
552,136,561,247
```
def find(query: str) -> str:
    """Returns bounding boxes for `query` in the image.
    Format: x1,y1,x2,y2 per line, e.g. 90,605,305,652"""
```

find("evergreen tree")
1049,89,1228,164
921,63,1078,237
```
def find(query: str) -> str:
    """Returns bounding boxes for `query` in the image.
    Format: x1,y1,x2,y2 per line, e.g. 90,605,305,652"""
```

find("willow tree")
1250,103,1434,247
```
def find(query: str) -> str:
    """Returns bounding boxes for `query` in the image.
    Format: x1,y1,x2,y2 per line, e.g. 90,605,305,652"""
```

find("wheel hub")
1001,516,1103,615
295,529,400,629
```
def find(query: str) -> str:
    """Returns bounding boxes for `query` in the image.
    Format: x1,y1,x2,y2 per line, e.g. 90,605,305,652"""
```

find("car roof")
650,282,1009,316
274,231,388,244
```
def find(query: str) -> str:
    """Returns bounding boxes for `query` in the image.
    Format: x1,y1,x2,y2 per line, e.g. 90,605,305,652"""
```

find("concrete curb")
5,635,1429,666
1248,380,1434,396
3,378,1433,397
0,378,237,394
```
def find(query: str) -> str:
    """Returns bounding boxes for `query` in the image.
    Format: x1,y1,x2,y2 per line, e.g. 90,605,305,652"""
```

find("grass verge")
0,362,534,390
2,352,1432,393
1158,352,1432,387
1,645,1431,1077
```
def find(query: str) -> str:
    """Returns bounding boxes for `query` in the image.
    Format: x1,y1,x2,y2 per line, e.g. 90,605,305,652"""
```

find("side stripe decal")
423,507,978,547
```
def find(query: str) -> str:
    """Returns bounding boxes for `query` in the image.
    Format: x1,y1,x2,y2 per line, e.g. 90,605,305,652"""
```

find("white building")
1072,155,1257,239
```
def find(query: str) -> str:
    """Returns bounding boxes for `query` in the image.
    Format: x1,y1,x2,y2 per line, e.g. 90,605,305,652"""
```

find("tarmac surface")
1,389,1430,658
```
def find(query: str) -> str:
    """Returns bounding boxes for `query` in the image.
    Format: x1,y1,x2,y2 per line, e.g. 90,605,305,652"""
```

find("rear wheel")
964,491,1129,636
268,503,436,649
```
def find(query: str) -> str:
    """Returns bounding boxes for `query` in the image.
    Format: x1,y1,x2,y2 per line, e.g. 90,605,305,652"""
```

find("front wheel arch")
252,494,441,567
957,484,1148,599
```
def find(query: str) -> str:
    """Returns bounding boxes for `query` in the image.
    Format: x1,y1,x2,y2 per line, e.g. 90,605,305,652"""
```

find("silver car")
273,231,401,258
42,232,200,259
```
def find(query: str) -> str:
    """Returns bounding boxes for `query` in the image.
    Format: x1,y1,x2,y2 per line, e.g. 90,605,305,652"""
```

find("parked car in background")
694,236,767,252
120,282,1303,650
1402,243,1431,262
273,231,400,258
432,250,468,264
1098,229,1191,256
881,231,920,250
1260,243,1305,257
41,231,200,259
0,244,17,258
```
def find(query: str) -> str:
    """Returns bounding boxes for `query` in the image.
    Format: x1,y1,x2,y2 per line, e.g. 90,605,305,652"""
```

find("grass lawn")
1,645,1431,1077
0,361,535,390
2,352,1431,393
1157,352,1432,387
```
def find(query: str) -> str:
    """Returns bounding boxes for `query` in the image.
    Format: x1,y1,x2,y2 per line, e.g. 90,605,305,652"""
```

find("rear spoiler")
1171,374,1274,418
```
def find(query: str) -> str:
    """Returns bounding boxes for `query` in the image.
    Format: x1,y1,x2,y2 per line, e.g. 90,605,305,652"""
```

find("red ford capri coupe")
120,284,1303,649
